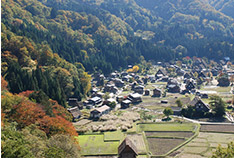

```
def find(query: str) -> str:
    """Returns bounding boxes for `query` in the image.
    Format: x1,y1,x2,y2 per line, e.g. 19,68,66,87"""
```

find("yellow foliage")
80,71,91,95
127,68,133,73
127,65,139,73
132,65,139,72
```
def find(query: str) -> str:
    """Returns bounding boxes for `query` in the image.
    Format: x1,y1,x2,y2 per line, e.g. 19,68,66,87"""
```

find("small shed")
118,138,138,158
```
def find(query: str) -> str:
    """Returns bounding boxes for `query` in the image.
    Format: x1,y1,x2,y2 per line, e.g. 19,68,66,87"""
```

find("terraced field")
77,123,199,157
145,131,194,138
169,124,234,158
200,124,234,133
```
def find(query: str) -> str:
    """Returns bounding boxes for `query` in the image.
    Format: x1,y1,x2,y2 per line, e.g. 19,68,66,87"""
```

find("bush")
163,107,173,118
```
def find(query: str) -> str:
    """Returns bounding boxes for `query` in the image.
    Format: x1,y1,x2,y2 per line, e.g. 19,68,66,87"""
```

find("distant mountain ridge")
204,0,234,18
2,0,234,74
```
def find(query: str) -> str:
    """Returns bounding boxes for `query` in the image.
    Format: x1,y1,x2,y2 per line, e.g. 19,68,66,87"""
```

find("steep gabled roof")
118,138,138,155
156,69,167,76
190,97,210,110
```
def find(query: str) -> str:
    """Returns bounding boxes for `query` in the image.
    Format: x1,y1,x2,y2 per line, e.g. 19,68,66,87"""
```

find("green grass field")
137,123,196,132
200,86,231,93
76,135,119,155
104,130,125,141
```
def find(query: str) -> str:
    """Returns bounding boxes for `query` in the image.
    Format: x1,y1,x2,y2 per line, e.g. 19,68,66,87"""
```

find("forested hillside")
40,0,234,60
1,78,81,157
2,0,234,105
205,0,234,18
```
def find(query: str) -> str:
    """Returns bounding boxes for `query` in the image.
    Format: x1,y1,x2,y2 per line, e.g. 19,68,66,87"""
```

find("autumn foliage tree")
51,100,73,122
127,65,139,73
12,99,46,128
39,116,78,136
10,97,77,136
1,76,8,91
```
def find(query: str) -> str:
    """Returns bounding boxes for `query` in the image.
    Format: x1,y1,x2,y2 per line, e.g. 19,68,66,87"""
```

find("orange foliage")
2,51,18,62
132,65,139,72
127,65,139,73
126,68,133,73
1,76,8,90
12,99,46,127
18,90,34,98
9,96,77,136
50,100,73,122
13,18,23,26
1,111,6,127
39,116,78,136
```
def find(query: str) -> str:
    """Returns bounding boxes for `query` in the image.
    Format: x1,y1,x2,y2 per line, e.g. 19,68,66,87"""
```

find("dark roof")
118,138,138,155
153,88,161,92
156,69,167,76
68,107,82,118
190,97,210,110
68,98,78,101
190,97,201,106
184,72,191,78
186,80,195,87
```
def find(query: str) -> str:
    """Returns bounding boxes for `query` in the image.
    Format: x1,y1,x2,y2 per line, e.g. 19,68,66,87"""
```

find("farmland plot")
200,124,234,133
145,131,194,138
173,132,234,158
147,138,186,155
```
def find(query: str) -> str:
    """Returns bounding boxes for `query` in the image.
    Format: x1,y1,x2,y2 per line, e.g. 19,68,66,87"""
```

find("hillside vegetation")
2,0,234,107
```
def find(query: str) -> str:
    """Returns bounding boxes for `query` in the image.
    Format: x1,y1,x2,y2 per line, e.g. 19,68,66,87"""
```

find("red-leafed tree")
12,99,46,127
39,116,78,136
18,90,34,98
50,100,73,122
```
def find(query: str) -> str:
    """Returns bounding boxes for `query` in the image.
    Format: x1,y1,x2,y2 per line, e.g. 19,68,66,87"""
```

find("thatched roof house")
118,138,138,158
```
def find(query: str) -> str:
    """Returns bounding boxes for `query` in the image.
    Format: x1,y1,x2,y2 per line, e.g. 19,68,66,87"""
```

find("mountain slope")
206,0,234,18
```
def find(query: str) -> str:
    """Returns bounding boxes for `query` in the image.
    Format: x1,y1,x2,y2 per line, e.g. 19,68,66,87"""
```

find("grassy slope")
76,135,119,155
